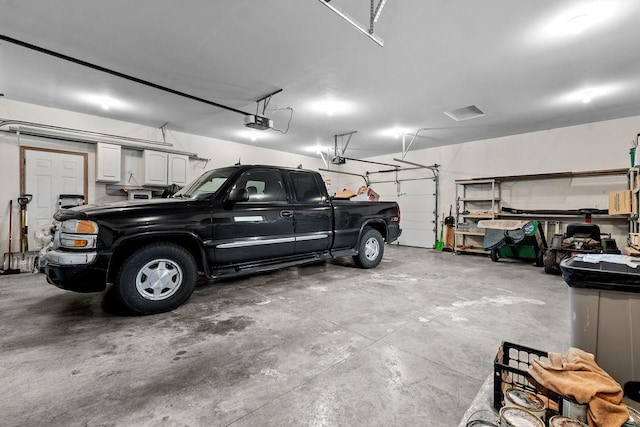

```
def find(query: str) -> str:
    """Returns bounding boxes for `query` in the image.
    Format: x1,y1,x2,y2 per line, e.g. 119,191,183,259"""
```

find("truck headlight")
59,220,99,249
61,220,99,234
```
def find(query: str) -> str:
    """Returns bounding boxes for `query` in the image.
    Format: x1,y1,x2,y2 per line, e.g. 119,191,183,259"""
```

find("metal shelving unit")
454,179,500,254
453,168,629,256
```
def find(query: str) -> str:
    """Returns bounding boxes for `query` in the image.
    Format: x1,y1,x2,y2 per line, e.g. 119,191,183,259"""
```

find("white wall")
331,115,640,248
0,99,340,255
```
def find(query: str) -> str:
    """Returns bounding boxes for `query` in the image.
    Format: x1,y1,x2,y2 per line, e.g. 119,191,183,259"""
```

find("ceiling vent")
444,105,485,121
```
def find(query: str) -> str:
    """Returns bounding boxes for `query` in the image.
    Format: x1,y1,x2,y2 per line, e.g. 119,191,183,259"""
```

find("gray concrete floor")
0,246,571,427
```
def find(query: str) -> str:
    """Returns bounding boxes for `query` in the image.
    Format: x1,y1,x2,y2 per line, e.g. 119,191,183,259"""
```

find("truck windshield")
172,167,236,200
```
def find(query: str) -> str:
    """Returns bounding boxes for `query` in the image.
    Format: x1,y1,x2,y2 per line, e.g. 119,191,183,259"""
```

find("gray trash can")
560,254,640,402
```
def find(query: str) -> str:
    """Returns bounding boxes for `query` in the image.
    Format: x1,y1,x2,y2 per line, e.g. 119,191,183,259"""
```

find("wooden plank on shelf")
454,231,484,236
455,168,628,183
459,197,500,202
462,214,498,219
499,212,627,219
623,246,640,257
455,246,487,254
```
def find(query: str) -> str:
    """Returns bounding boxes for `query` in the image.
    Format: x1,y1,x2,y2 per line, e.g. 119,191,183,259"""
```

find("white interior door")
373,179,436,248
24,148,86,250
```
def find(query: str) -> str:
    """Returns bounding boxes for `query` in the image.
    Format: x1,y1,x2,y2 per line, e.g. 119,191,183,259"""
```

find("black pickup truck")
44,165,401,314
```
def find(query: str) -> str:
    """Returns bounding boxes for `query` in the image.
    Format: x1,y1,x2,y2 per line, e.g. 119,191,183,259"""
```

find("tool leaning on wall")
0,200,20,275
17,194,32,254
435,213,445,251
444,205,455,252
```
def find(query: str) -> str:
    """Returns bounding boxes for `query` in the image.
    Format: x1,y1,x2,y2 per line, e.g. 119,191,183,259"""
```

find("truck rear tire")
114,242,198,315
352,228,384,269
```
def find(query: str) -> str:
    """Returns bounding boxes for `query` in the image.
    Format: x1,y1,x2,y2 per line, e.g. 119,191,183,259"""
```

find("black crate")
493,341,562,420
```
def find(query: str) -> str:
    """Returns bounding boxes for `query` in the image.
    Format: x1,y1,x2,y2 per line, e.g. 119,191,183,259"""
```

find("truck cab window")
290,171,322,203
173,167,234,199
234,170,287,202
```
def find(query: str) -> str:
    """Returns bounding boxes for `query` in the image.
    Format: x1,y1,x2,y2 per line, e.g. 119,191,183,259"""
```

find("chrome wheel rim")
364,237,380,261
135,259,183,301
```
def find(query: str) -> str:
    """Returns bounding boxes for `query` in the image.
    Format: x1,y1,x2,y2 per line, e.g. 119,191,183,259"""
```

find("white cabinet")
143,150,169,186
96,143,121,182
168,154,189,186
143,150,189,186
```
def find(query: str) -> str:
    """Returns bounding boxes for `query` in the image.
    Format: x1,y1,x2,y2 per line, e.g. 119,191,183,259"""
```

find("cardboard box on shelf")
608,190,632,215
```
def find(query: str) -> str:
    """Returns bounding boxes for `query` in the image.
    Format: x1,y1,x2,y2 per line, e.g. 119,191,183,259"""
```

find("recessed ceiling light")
307,98,354,116
553,83,624,106
237,129,268,142
303,144,330,154
78,92,126,111
378,127,410,139
531,2,624,42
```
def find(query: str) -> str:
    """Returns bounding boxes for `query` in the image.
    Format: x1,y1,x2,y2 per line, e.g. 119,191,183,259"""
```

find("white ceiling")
1,0,640,158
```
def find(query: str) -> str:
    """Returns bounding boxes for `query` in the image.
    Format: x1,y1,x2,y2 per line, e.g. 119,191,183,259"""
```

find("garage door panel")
369,180,435,248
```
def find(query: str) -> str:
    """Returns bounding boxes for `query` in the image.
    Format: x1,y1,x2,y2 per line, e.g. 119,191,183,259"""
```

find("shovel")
445,205,455,225
0,200,20,275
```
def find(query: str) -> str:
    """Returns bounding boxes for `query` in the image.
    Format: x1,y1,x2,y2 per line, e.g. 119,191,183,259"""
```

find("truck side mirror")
225,188,248,207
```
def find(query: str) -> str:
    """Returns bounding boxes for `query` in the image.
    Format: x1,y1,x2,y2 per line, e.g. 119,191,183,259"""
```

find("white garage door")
372,178,436,248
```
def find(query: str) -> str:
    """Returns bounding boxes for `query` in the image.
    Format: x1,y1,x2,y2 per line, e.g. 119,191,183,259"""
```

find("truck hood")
53,198,189,221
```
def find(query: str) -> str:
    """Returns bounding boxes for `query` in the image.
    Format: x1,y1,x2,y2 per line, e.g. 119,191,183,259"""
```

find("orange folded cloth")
527,347,628,427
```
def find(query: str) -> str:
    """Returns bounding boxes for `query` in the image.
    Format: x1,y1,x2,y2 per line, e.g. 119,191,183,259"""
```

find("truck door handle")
280,210,293,218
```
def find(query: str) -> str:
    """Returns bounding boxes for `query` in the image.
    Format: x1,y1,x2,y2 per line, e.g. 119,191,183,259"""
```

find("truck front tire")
114,243,198,315
353,228,384,269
